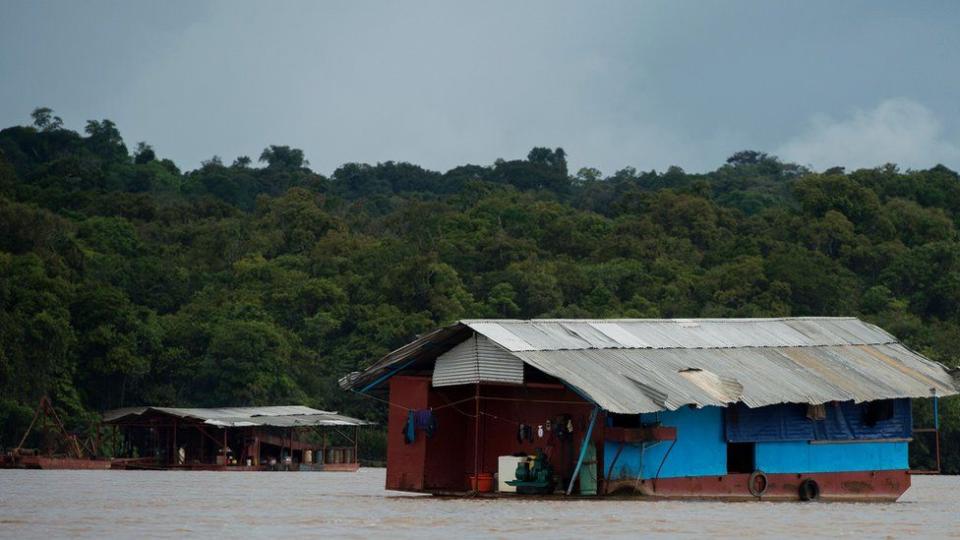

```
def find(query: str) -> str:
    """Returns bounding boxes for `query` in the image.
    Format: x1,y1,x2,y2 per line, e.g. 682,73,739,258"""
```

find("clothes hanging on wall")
414,409,438,438
403,410,416,444
551,414,573,440
517,423,534,443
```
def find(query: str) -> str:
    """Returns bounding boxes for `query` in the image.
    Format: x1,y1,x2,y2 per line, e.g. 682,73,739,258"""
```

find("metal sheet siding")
433,334,523,387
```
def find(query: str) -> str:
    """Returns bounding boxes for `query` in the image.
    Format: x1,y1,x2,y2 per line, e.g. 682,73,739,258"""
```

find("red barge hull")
604,469,910,502
2,456,113,470
423,471,911,501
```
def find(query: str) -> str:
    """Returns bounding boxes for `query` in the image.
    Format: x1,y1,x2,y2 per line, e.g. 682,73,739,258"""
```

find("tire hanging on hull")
799,478,821,501
748,470,768,498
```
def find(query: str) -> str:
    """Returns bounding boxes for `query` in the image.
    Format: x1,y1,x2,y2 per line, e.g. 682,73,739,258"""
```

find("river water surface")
0,469,957,539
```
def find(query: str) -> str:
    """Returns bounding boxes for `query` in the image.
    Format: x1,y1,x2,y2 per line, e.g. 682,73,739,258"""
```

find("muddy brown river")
0,469,957,538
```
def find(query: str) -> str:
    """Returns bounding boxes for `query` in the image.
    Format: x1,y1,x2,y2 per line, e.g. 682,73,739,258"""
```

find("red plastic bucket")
468,472,494,493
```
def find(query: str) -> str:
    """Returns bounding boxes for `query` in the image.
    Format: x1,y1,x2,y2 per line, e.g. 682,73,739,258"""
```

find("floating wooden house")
340,318,959,501
102,406,371,471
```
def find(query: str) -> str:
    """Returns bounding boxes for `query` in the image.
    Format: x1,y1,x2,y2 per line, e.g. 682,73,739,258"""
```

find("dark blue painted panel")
726,399,912,442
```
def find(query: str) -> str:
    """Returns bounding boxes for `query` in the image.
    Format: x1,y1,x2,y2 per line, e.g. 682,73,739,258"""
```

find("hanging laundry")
553,415,570,440
517,423,534,443
537,425,544,438
403,410,416,444
413,409,438,438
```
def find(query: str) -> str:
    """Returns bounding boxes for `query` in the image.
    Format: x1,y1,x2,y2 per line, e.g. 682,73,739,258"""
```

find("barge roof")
340,317,959,413
102,405,372,427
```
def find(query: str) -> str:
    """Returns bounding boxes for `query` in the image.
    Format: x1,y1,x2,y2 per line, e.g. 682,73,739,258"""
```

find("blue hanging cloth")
404,410,416,444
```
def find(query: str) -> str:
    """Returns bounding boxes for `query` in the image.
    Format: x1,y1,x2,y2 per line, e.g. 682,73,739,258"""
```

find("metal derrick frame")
14,396,87,459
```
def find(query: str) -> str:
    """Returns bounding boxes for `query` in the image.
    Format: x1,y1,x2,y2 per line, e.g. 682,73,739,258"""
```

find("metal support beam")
359,358,417,393
934,393,941,472
934,393,940,430
566,405,600,496
472,382,480,493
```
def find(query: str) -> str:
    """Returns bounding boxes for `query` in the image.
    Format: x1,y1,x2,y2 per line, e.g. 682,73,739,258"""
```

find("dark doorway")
727,442,755,473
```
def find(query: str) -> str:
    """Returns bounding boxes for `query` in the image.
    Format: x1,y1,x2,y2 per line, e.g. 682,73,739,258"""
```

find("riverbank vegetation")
0,109,957,470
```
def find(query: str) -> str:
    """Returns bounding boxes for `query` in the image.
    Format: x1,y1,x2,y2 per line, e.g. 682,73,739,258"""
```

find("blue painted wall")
603,405,910,480
755,440,908,473
604,406,726,480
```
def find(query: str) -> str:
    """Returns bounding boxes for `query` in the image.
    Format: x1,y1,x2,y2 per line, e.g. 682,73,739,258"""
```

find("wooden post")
354,425,359,465
255,428,261,467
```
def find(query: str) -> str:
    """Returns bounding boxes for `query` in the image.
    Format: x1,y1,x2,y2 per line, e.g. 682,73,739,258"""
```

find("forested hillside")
1,108,958,470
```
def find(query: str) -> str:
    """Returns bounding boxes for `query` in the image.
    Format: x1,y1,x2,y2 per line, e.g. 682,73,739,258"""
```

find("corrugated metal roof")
514,343,956,413
460,318,899,351
102,405,372,427
340,318,959,414
433,334,524,387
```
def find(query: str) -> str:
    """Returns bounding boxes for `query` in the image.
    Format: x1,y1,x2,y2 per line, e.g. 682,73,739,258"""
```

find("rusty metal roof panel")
205,413,373,427
513,342,957,413
151,406,332,419
102,405,372,427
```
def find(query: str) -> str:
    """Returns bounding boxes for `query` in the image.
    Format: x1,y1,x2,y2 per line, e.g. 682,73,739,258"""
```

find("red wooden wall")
387,375,604,492
385,376,430,491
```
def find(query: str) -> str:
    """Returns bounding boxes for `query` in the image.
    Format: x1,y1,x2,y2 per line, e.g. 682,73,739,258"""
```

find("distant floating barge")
0,453,112,470
100,406,372,471
340,317,959,501
1,396,114,470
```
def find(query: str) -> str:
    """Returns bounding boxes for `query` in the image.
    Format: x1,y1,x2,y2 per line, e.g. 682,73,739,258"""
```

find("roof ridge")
504,342,900,353
460,317,861,323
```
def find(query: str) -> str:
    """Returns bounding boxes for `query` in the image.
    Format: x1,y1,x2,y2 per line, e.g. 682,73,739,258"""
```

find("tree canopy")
0,108,958,470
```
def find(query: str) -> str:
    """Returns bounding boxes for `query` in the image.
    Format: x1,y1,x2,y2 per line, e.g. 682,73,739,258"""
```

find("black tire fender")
799,478,821,501
748,470,768,497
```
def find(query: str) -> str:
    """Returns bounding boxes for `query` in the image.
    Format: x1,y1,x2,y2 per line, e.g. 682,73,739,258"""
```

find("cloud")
776,98,960,171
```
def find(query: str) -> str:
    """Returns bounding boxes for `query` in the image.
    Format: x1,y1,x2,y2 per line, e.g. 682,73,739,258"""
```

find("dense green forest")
1,108,958,470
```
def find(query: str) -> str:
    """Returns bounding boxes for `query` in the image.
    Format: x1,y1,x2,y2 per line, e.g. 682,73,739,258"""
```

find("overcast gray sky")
2,0,959,175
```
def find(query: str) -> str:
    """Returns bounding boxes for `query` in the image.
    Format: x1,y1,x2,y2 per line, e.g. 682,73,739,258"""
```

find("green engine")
507,448,555,494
